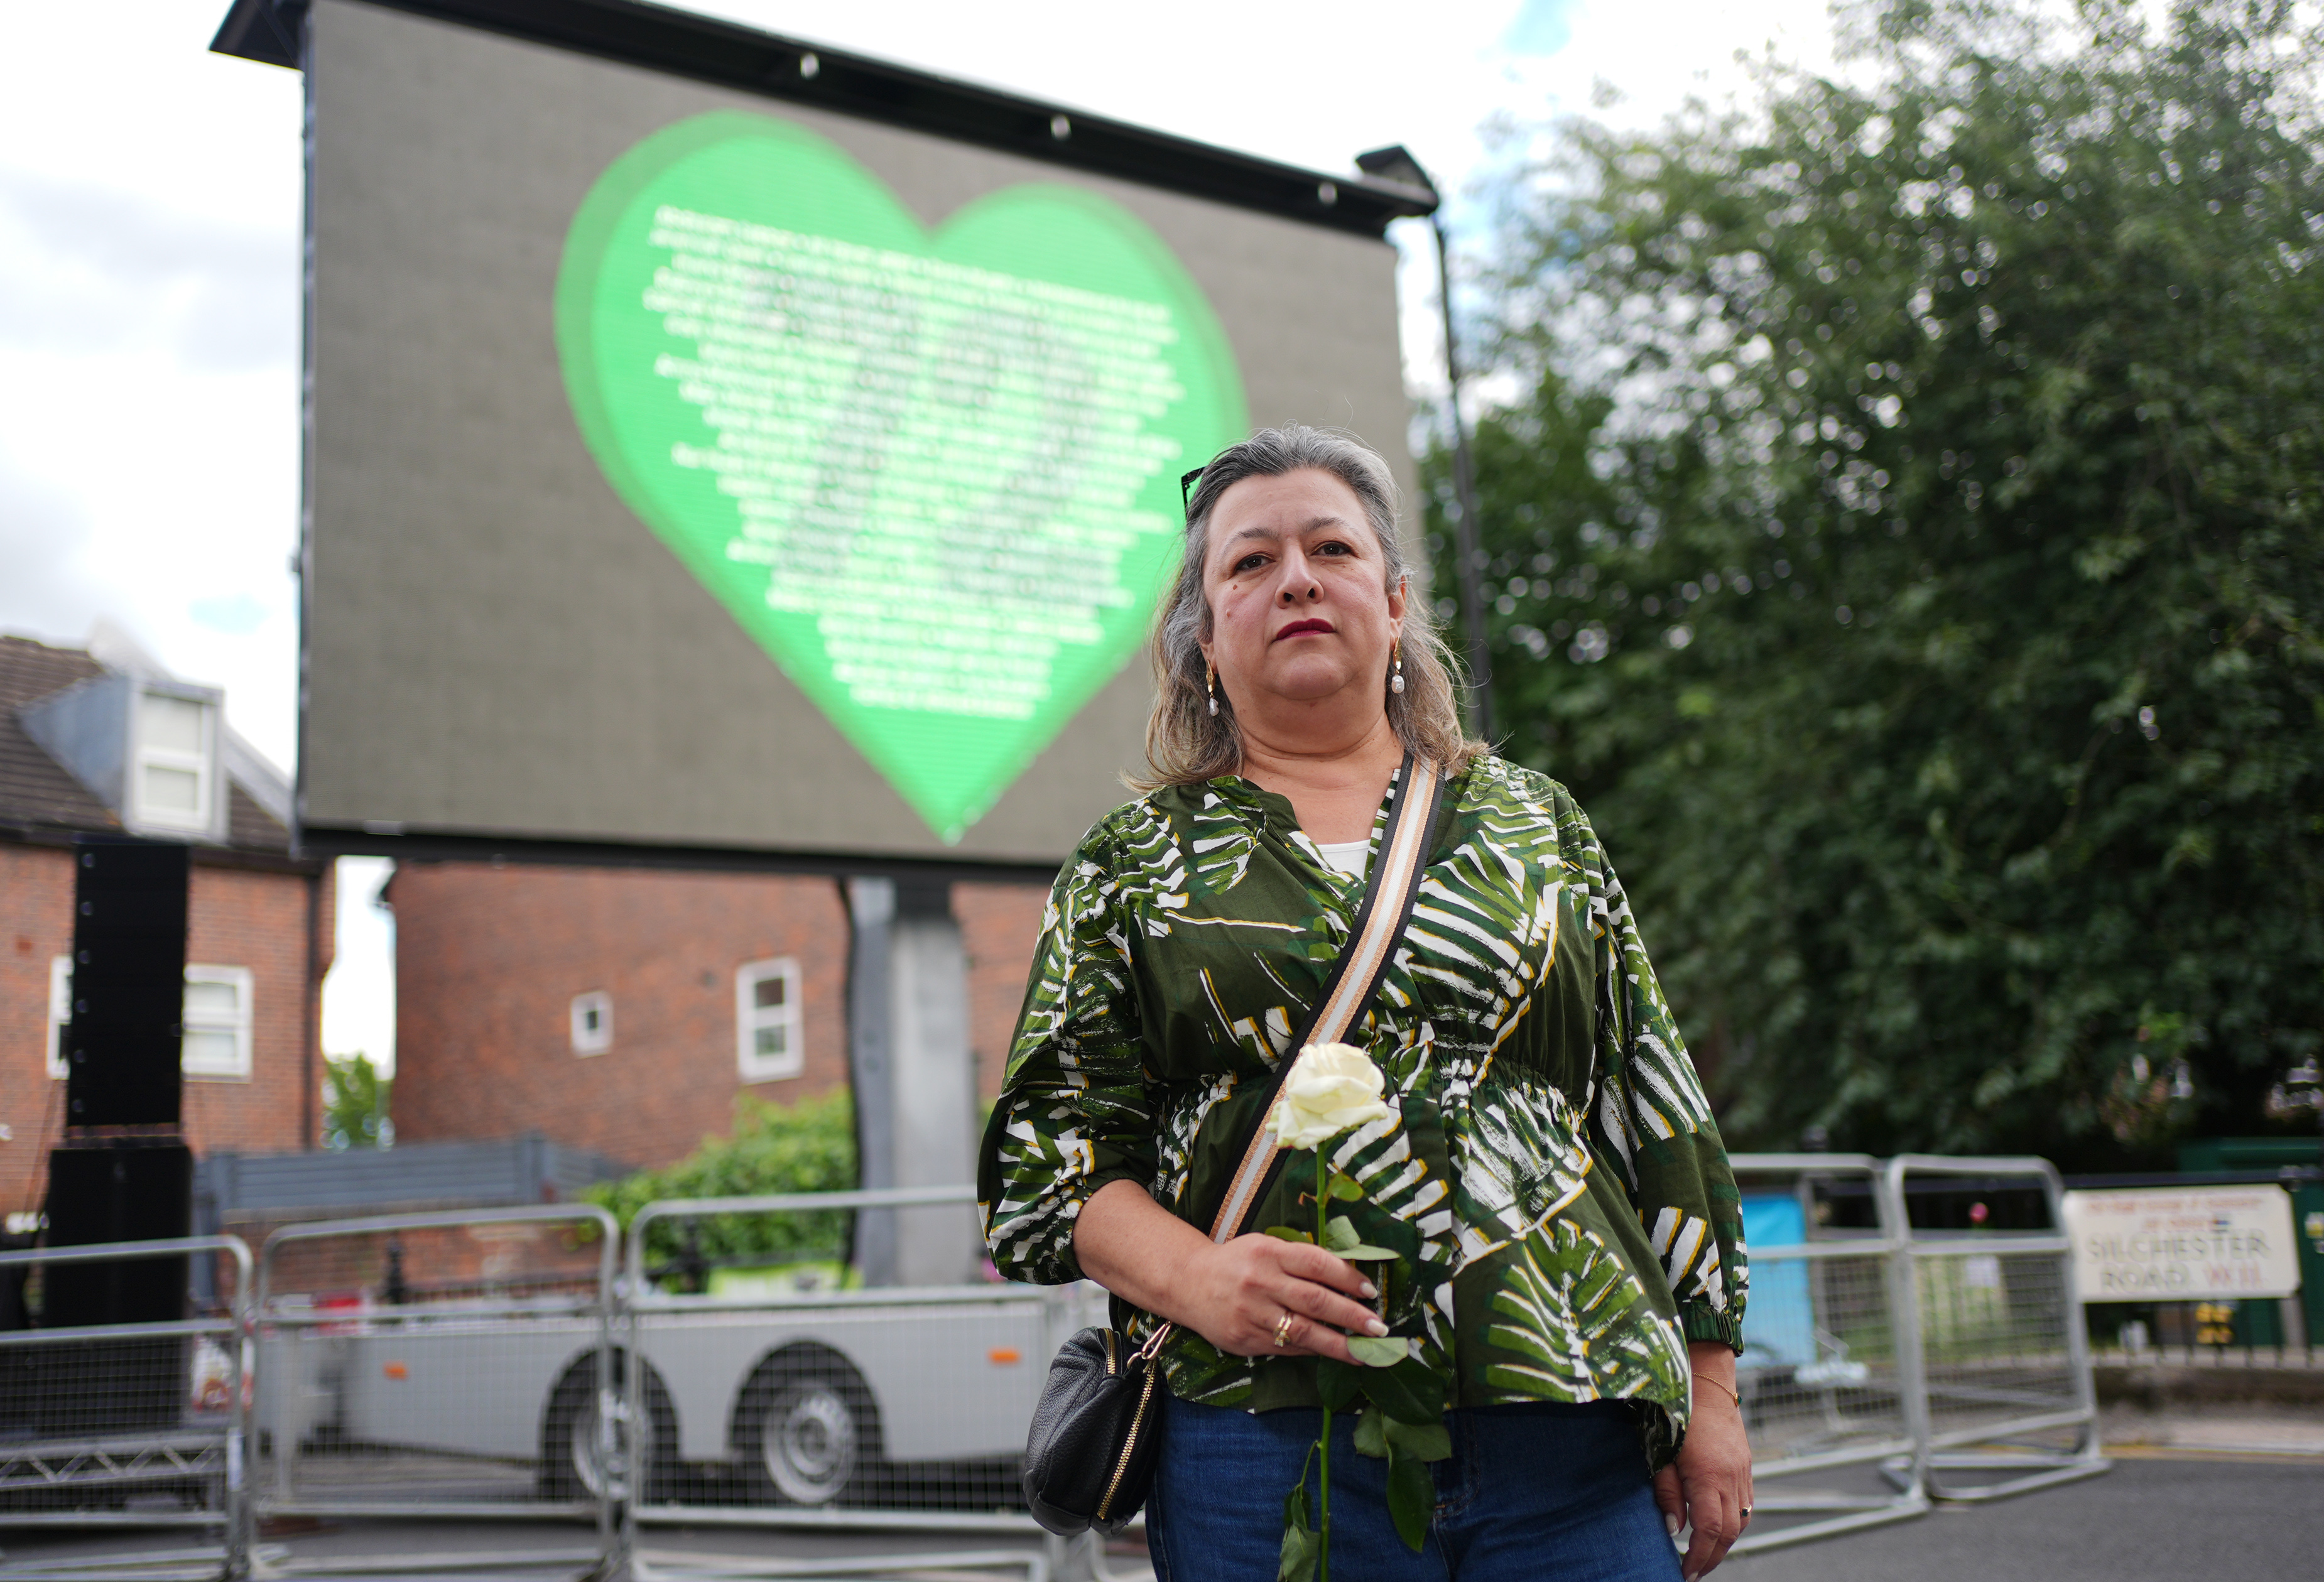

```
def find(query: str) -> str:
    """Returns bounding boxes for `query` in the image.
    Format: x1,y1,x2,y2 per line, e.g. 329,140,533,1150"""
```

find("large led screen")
302,0,1414,864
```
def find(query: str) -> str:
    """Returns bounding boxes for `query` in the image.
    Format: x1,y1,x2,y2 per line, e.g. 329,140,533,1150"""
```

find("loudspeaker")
43,1142,194,1325
33,1142,194,1435
0,1229,32,1332
65,838,189,1128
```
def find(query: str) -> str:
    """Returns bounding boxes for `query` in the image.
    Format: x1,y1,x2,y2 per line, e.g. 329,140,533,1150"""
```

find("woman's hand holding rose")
1180,1233,1386,1362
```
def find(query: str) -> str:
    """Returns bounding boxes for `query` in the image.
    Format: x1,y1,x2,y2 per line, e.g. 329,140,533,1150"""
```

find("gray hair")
1132,425,1484,789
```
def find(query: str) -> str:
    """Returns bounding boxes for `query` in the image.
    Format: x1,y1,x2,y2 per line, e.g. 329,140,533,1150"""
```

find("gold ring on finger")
1272,1311,1296,1348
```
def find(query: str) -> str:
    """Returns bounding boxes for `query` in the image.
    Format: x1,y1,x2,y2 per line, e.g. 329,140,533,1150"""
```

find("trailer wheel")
540,1350,676,1504
734,1347,880,1507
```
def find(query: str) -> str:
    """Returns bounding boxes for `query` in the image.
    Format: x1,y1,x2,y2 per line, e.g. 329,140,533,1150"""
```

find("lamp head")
1354,145,1437,202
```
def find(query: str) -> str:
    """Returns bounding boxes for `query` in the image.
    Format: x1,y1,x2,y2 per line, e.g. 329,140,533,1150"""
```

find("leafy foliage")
583,1090,857,1269
322,1053,392,1150
1430,0,2324,1166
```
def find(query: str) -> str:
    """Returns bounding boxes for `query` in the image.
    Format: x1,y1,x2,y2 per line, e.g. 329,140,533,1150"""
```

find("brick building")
386,862,1046,1172
1,631,334,1222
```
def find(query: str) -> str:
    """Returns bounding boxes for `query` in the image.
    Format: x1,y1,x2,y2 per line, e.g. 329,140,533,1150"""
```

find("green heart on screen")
555,111,1247,843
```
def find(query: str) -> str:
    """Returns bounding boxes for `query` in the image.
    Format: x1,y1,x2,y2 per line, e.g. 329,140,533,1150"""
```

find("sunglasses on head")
1180,466,1205,516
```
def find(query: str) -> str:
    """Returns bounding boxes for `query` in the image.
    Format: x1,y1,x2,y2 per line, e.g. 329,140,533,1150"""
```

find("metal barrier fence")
0,1235,253,1582
6,1159,2113,1581
1881,1155,2110,1502
249,1204,620,1578
1723,1155,1928,1554
620,1185,1104,1582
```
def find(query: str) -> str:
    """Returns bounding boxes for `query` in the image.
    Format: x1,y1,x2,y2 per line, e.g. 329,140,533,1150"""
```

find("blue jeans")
1146,1394,1683,1581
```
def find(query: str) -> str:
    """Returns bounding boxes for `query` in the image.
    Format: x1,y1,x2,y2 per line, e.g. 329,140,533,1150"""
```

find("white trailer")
255,1195,1104,1512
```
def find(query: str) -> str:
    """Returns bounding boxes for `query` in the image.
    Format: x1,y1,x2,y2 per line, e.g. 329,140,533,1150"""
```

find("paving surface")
2099,1402,2324,1456
1724,1453,2320,1582
3,1428,2319,1580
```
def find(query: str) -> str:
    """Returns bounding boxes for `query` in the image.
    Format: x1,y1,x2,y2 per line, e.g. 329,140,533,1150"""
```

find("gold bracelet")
1691,1370,1739,1407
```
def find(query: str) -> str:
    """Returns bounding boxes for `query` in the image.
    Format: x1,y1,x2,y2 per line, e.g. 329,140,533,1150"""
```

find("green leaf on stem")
1352,1406,1388,1458
1359,1355,1448,1424
1279,1524,1320,1582
1264,1226,1315,1245
1279,1486,1318,1582
1327,1171,1364,1201
1314,1357,1362,1411
1386,1444,1434,1552
1382,1417,1452,1462
1345,1335,1411,1368
1320,1215,1394,1259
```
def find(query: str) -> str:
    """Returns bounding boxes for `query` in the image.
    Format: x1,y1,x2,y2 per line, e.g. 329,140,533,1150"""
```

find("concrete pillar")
845,876,979,1287
844,877,897,1286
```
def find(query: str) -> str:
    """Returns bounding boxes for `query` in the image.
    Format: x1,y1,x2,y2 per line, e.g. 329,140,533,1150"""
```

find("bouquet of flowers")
1264,1041,1450,1582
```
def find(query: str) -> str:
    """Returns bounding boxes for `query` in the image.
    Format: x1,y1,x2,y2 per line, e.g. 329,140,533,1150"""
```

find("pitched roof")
0,634,292,853
227,784,290,850
0,636,119,835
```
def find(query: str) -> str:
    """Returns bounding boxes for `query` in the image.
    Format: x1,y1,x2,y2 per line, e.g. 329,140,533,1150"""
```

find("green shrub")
585,1091,857,1278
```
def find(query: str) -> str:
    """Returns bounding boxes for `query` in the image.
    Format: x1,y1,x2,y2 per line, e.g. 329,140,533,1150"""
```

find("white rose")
1266,1041,1394,1151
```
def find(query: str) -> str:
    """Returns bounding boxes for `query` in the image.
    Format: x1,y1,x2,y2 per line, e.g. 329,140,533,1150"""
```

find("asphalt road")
2,1451,2317,1581
1721,1451,2320,1582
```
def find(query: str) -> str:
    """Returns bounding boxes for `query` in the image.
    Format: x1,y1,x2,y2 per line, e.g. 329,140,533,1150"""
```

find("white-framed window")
182,965,254,1080
735,958,803,1082
570,990,613,1055
46,955,71,1080
45,958,254,1081
132,689,217,834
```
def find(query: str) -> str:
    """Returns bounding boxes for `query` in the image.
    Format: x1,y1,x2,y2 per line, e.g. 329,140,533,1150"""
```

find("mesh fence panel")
622,1189,1104,1581
1914,1245,2082,1446
0,1236,249,1569
1721,1157,1929,1554
1737,1248,1911,1470
252,1208,615,1526
1882,1156,2107,1502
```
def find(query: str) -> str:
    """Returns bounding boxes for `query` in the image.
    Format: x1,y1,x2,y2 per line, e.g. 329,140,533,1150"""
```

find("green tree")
322,1053,393,1149
584,1090,857,1272
1432,0,2324,1166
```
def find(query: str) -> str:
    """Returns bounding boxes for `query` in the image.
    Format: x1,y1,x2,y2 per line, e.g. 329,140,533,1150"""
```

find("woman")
978,428,1751,1580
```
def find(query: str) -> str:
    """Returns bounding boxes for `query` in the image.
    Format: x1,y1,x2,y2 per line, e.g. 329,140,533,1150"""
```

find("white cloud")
322,858,398,1077
0,1,301,769
190,592,271,636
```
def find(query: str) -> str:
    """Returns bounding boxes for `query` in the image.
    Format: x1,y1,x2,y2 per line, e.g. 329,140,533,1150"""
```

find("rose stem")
1315,1145,1331,1582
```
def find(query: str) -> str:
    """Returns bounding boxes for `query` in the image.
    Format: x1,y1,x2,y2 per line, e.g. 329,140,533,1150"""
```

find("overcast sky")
0,0,1838,1077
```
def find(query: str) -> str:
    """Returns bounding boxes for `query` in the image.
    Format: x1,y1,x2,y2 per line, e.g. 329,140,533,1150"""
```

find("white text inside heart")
642,205,1187,721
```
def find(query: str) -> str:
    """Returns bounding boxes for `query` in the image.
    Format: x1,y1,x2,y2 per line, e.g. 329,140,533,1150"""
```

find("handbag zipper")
1094,1362,1157,1522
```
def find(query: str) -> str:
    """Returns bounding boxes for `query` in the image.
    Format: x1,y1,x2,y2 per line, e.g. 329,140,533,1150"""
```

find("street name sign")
2062,1184,2301,1301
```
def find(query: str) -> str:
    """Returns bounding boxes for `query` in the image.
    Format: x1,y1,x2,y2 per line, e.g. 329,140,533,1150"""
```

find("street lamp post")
1431,215,1496,744
1357,146,1494,743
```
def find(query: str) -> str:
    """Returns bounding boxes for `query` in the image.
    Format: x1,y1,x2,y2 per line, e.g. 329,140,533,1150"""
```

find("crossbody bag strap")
1205,751,1447,1243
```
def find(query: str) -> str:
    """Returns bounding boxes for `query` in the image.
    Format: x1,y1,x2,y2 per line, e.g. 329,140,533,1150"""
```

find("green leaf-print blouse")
976,756,1747,1466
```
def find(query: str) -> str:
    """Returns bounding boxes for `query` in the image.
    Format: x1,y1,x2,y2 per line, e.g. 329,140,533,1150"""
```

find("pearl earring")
1207,663,1219,717
1390,641,1405,696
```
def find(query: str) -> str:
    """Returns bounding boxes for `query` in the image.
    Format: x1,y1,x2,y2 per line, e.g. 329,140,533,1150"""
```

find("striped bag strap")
1207,752,1446,1242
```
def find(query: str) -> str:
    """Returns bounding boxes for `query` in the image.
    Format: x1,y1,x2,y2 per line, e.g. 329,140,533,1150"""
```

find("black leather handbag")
1021,1323,1172,1535
1019,754,1446,1537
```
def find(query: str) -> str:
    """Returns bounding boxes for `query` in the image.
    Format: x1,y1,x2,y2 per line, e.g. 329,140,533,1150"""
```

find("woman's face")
1198,467,1405,723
